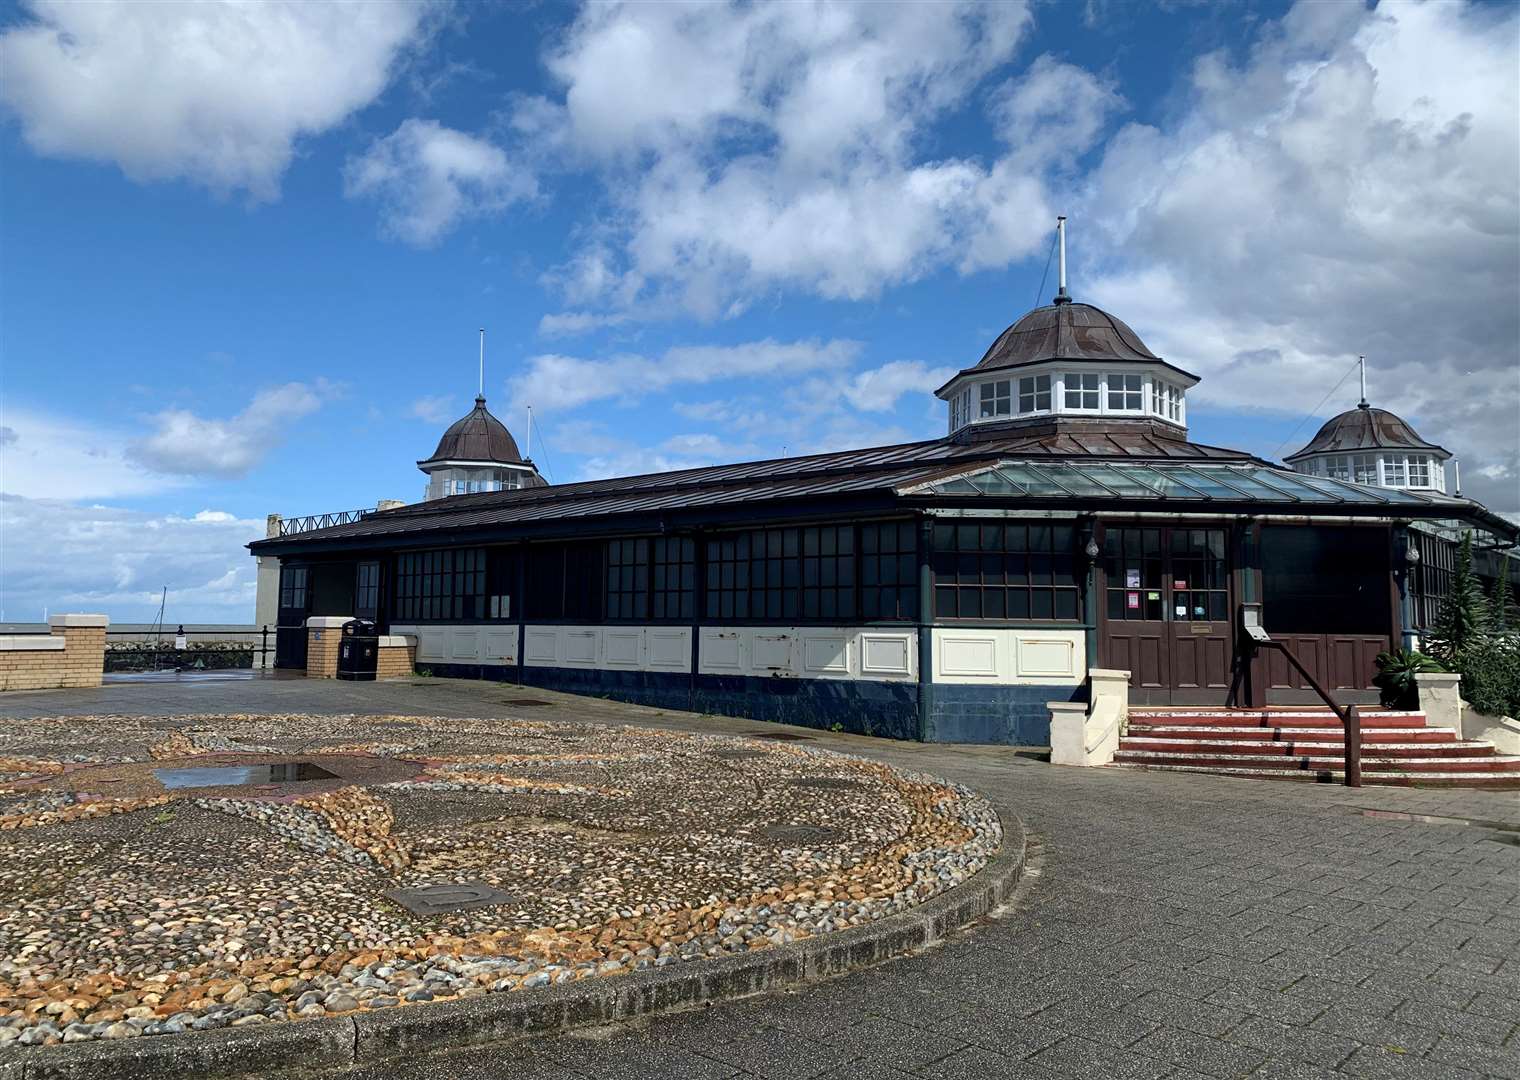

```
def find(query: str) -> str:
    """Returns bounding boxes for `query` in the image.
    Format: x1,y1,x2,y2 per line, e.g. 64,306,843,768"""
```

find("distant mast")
478,328,485,396
1358,354,1368,408
1054,215,1070,305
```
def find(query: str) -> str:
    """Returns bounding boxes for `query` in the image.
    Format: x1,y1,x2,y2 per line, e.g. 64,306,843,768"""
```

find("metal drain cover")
503,698,553,708
761,824,841,845
789,777,865,791
755,731,813,741
386,881,514,916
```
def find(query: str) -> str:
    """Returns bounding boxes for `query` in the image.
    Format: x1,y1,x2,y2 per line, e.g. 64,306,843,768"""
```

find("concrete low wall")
0,615,109,691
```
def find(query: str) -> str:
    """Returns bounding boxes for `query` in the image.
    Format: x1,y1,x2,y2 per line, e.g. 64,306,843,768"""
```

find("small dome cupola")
1284,357,1450,492
936,216,1199,440
418,331,545,500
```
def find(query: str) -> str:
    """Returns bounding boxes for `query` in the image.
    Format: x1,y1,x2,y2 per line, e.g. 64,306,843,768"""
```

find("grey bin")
337,618,379,681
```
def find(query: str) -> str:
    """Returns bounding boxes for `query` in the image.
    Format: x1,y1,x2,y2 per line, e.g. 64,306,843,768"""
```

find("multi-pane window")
605,538,649,620
1107,373,1143,411
522,543,601,620
394,549,485,621
278,566,308,611
933,522,1079,620
1018,374,1051,413
1064,372,1101,410
1150,380,1182,422
705,529,801,620
1169,529,1229,622
1352,454,1378,485
1407,456,1432,487
949,387,972,431
1103,527,1226,622
652,537,696,620
979,380,1012,418
1382,456,1408,487
801,525,855,619
860,521,918,620
1319,456,1350,481
1104,527,1164,621
355,562,380,619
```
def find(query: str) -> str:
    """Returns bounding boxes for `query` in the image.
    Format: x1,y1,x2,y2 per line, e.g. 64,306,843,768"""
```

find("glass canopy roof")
905,460,1475,509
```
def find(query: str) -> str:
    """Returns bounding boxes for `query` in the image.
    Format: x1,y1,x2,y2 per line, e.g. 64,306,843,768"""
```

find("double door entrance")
1098,525,1233,704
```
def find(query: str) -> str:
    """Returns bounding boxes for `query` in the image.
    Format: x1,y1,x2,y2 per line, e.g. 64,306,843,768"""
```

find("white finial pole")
478,328,485,397
1454,457,1462,496
526,405,533,459
1358,354,1367,406
1057,216,1067,290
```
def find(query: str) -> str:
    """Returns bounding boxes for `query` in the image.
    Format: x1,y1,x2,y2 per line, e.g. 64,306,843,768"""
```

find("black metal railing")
1236,638,1362,787
104,627,276,674
278,509,372,536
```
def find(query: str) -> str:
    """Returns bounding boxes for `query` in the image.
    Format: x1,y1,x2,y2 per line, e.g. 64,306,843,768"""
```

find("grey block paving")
5,676,1518,1079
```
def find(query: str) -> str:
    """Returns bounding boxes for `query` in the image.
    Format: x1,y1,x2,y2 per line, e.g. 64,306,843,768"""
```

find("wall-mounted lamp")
1404,541,1421,566
1083,535,1100,561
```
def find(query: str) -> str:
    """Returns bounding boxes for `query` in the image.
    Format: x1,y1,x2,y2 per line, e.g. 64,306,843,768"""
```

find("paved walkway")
4,676,1517,1079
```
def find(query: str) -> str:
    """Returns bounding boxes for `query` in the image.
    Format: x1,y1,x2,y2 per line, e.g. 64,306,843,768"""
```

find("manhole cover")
755,732,813,741
789,777,865,791
712,748,765,760
153,762,337,790
503,699,553,707
385,881,514,916
761,824,841,845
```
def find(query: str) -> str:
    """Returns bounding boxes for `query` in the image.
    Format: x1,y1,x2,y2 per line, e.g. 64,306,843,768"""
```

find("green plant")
416,667,434,678
1427,532,1489,663
1456,633,1520,718
829,722,845,733
1492,554,1515,631
1373,648,1444,709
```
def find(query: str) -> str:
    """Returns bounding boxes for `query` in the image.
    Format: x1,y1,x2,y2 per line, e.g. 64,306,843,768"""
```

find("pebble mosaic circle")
0,714,1000,1048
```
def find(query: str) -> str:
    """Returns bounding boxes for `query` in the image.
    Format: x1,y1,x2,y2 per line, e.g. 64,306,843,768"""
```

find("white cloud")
1082,0,1520,512
0,495,261,624
509,339,861,412
839,360,958,413
522,0,1050,317
408,394,456,425
537,311,633,338
344,119,535,246
0,409,182,501
128,382,329,479
988,54,1125,169
0,0,432,199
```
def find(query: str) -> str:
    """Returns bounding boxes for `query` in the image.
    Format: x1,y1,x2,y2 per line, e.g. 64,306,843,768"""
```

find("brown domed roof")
936,299,1196,395
1284,403,1448,463
418,395,524,466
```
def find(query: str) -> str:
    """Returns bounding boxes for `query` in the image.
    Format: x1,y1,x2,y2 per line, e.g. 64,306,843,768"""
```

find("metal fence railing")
104,627,275,673
278,509,372,536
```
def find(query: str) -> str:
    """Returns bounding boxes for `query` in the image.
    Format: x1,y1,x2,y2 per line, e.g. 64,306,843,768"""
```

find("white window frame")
1107,372,1143,412
1062,372,1102,411
979,379,1012,419
1018,373,1051,414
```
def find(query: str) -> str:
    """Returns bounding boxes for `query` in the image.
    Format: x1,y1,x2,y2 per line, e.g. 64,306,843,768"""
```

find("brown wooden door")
1101,525,1233,704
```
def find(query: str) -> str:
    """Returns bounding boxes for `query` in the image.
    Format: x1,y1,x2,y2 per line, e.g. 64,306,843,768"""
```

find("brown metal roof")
1284,404,1448,462
935,300,1199,394
251,431,1260,551
418,395,523,466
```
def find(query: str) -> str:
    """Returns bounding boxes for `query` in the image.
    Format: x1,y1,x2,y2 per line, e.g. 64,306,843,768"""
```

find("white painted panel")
700,630,745,673
483,630,517,664
751,632,794,674
523,628,559,665
603,629,642,669
801,634,850,675
416,629,447,663
1018,636,1078,679
860,633,912,677
939,633,998,678
563,630,598,666
449,629,481,662
647,629,690,672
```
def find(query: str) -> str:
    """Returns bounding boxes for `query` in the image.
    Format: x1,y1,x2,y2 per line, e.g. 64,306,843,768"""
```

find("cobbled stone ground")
3,674,1518,1078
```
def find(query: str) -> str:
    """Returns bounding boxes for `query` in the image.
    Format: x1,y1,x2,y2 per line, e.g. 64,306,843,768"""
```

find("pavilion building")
250,274,1514,745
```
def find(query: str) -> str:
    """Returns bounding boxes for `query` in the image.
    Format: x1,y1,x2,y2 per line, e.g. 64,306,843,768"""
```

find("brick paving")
3,674,1517,1078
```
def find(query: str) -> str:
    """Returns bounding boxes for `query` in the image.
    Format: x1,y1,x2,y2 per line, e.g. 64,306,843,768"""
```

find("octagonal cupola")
1284,358,1450,492
936,218,1199,441
417,393,543,501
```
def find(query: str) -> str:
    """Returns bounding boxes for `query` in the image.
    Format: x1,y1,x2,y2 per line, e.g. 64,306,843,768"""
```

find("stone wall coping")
306,616,352,629
0,635,67,651
47,614,110,628
1413,671,1461,686
377,635,415,648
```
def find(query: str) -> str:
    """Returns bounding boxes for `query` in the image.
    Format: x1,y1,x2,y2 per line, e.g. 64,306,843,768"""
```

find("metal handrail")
278,509,373,536
1243,638,1362,787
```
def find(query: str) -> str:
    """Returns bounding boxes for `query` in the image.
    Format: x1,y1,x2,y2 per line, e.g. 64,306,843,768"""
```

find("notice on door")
1125,569,1141,588
1127,592,1140,610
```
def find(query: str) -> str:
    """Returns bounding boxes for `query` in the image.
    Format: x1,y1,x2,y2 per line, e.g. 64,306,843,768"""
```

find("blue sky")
1,0,1516,623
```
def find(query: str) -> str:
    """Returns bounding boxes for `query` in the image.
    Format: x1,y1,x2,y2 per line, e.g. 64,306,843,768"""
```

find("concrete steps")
1113,707,1520,788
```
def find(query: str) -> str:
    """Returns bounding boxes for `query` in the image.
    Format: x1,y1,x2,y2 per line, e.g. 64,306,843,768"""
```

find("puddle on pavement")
1354,808,1520,846
153,762,338,790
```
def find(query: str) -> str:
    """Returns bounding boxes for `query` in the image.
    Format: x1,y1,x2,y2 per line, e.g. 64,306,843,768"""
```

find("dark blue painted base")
418,663,1074,746
924,682,1085,746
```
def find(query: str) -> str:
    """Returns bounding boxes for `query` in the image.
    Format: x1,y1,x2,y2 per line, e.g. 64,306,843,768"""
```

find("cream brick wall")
0,616,108,691
376,643,416,680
